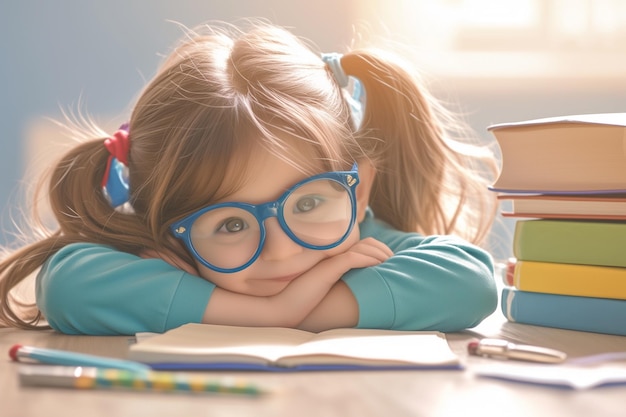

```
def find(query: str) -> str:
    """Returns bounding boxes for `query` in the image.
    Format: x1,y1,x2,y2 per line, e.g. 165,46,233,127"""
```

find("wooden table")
2,311,625,417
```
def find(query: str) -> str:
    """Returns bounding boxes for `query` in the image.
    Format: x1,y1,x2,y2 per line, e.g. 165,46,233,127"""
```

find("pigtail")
0,136,160,329
46,140,147,251
341,51,498,244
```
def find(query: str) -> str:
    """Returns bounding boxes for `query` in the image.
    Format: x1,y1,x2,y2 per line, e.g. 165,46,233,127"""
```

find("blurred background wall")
1,0,625,260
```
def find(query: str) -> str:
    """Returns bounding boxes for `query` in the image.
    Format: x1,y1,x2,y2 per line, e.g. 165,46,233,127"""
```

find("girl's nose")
260,218,303,261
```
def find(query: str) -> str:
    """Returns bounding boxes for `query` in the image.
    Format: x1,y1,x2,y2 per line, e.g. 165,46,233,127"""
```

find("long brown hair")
0,21,497,329
342,50,498,241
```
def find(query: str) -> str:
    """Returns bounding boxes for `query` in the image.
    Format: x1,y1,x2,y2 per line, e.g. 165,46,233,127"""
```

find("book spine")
501,287,626,336
513,261,626,300
513,220,626,267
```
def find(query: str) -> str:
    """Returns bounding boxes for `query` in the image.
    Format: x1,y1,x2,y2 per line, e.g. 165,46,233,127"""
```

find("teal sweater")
36,209,497,335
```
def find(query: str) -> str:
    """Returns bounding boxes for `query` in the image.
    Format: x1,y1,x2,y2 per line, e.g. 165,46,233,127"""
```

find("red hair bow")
104,129,130,165
101,128,130,190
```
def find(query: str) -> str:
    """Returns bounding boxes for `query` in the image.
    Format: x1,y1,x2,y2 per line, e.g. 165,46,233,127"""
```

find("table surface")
2,310,626,417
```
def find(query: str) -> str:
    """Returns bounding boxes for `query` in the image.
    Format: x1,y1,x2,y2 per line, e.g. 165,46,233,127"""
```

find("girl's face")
192,149,361,296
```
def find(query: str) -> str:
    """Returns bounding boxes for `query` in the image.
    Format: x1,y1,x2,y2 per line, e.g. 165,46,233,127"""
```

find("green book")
513,219,626,267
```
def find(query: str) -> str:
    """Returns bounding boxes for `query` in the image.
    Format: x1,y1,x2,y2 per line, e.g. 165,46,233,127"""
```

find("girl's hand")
312,237,393,282
203,237,392,328
292,238,393,332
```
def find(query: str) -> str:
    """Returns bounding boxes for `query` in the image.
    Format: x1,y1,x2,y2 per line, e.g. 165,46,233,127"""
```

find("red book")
504,258,516,286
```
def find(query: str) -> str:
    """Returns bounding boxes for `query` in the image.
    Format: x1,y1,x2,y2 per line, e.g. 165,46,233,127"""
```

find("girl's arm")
343,234,497,332
201,237,391,328
295,281,359,332
37,243,214,335
37,241,387,335
298,222,498,333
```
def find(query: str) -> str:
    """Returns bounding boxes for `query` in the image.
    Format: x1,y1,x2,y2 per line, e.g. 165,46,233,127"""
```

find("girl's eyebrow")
215,171,324,206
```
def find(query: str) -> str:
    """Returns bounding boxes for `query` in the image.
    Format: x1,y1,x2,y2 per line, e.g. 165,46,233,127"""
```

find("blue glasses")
171,164,359,273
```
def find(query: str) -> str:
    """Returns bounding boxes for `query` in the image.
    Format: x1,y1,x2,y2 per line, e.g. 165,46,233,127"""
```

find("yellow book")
511,260,626,300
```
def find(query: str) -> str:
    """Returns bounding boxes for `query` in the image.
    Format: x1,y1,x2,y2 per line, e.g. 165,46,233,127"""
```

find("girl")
0,21,499,335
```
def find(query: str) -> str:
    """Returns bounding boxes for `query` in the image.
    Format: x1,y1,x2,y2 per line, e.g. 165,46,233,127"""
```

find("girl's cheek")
325,226,361,256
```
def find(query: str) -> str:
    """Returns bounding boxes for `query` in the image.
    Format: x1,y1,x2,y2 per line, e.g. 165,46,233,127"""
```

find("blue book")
502,287,626,336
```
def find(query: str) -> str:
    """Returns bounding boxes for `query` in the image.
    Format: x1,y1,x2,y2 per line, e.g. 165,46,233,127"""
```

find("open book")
128,323,461,371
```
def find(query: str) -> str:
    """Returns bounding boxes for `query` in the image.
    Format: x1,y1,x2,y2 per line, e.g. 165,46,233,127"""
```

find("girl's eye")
294,196,322,213
217,217,248,233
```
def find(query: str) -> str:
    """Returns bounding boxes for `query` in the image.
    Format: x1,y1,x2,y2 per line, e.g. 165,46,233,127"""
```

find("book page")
488,113,626,130
277,329,458,367
129,324,459,368
473,363,626,390
129,323,318,364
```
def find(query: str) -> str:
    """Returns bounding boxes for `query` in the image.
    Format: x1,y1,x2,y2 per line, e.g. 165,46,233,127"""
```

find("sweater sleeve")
36,243,215,335
342,214,497,332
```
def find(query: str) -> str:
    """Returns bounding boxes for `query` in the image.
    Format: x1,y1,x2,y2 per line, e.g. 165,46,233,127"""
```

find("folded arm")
202,237,391,328
342,233,497,332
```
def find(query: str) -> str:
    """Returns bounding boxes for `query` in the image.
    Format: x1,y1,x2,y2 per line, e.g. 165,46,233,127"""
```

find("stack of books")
489,113,626,336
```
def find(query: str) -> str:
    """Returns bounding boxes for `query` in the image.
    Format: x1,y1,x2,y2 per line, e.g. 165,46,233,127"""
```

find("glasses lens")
283,178,353,247
190,207,260,270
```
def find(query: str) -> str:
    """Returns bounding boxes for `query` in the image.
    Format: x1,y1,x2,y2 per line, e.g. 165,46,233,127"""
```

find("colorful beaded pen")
18,365,265,396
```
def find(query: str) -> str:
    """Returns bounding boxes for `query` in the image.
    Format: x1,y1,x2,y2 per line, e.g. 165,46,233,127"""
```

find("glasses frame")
170,163,359,273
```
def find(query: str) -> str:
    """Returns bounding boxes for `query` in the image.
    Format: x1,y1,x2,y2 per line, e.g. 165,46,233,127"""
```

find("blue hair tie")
102,157,130,208
321,53,366,130
321,53,350,87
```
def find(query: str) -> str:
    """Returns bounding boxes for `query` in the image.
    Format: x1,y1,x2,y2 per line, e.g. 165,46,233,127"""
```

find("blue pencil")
10,344,151,374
